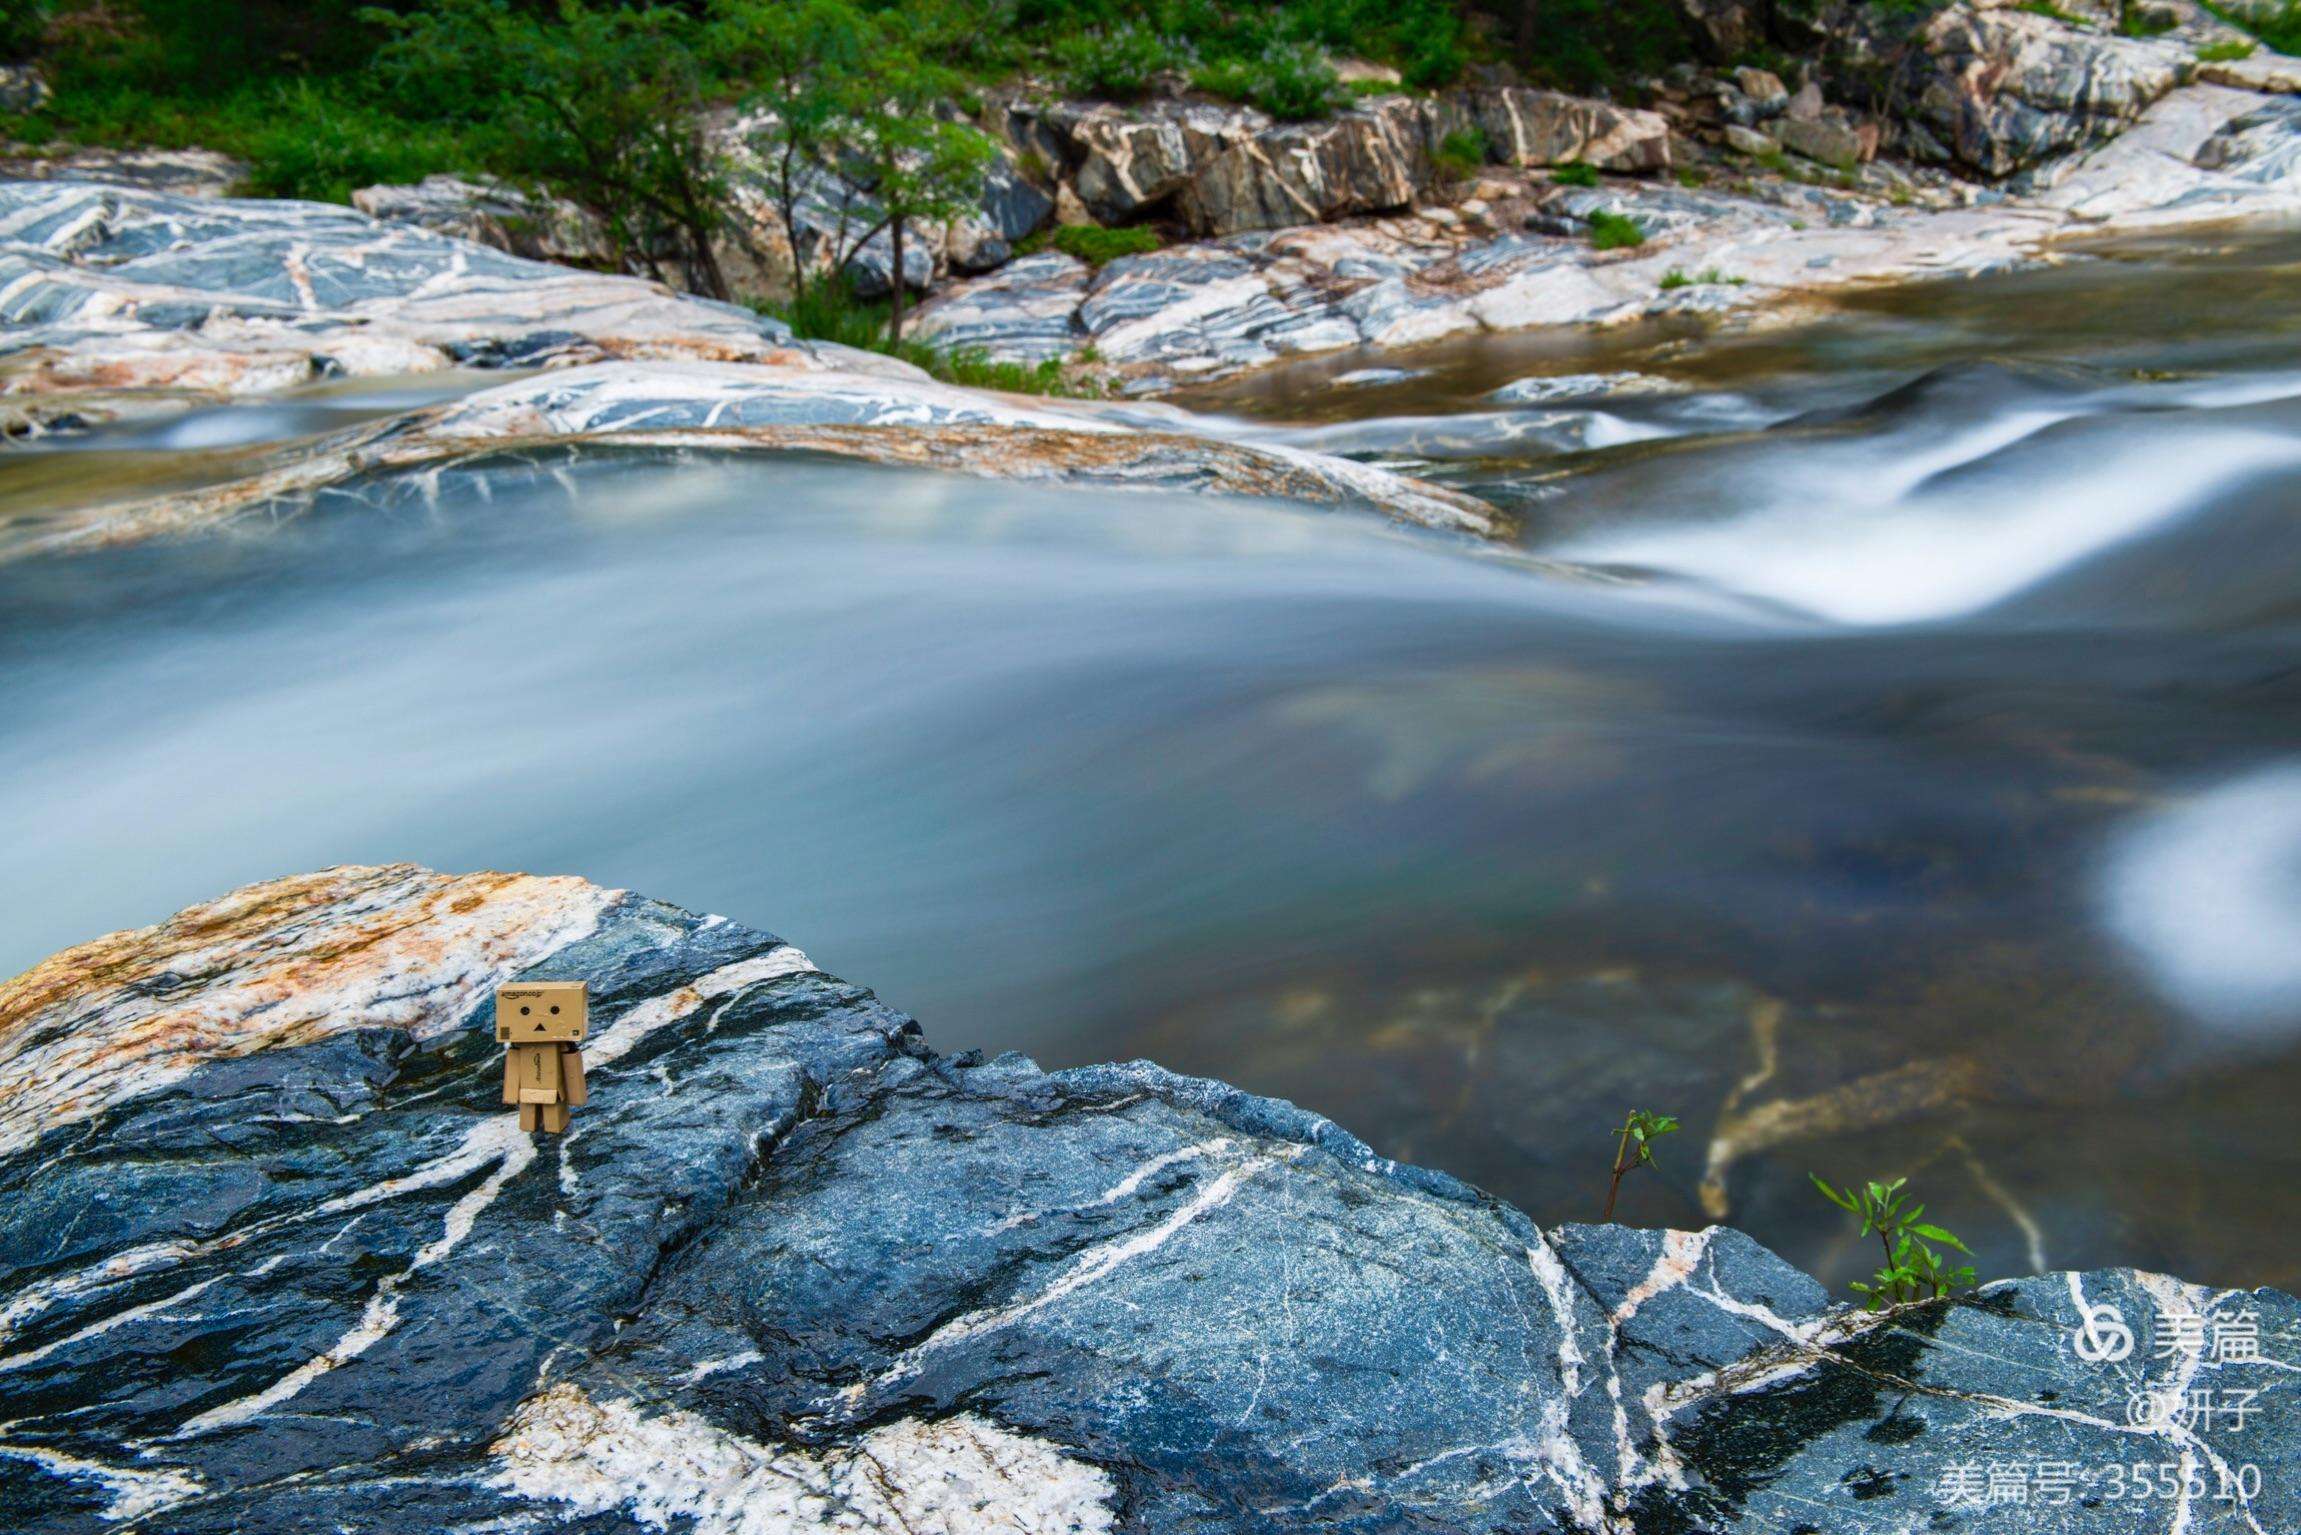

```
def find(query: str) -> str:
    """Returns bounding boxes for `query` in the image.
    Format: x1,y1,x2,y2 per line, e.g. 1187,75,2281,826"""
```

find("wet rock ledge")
0,865,2292,1533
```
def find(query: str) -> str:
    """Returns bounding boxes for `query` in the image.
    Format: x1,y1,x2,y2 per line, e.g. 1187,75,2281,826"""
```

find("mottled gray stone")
0,179,818,396
1,869,2293,1534
1871,5,2193,178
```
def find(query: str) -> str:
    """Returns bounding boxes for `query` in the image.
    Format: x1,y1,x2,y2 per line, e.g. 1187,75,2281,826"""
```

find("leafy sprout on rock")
1810,1174,1977,1309
1602,1109,1678,1220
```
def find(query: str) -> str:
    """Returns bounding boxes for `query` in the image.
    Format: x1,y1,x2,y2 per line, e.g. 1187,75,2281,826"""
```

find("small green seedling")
1810,1174,1976,1309
1602,1109,1679,1220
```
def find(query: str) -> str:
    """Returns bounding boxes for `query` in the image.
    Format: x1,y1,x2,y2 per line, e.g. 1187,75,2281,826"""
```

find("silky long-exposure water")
8,233,2301,1295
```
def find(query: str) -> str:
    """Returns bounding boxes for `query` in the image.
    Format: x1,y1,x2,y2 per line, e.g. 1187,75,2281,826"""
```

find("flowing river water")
7,229,2301,1295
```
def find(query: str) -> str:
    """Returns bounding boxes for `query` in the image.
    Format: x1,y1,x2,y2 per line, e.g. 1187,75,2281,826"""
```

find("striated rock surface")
1896,5,2199,177
0,180,864,403
1014,88,1670,242
350,174,614,269
8,359,1502,560
918,78,2301,387
2,866,2295,1533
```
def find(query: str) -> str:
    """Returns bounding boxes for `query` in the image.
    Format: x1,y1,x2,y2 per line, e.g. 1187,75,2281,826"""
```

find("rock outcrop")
1881,5,2195,177
1012,89,1671,241
351,174,613,269
1,865,2293,1533
0,181,869,404
7,359,1502,562
915,77,2301,387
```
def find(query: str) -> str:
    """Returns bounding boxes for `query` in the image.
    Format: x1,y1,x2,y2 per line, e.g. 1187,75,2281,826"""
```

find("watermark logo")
2073,1302,2135,1363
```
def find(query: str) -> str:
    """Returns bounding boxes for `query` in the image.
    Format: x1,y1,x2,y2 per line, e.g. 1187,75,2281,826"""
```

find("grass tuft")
1018,222,1163,267
1587,209,1646,250
755,278,1103,397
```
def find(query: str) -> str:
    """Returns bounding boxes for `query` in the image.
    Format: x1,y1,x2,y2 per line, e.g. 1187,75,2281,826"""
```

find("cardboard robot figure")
497,981,589,1133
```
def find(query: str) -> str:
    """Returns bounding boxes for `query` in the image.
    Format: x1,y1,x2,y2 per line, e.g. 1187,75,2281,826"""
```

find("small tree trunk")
888,216,907,344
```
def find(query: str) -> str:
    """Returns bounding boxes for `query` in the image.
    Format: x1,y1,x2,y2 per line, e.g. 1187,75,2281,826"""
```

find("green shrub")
2204,0,2301,51
2119,1,2178,35
1587,209,1645,249
0,0,47,62
2195,37,2258,60
1551,160,1600,187
1509,0,1692,89
1056,21,1184,100
1434,127,1487,180
1021,221,1163,266
1193,40,1345,120
237,81,468,203
1658,266,1743,288
755,276,1098,396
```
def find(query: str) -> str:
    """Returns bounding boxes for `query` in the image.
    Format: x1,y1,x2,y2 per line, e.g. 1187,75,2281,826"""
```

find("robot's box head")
494,981,589,1043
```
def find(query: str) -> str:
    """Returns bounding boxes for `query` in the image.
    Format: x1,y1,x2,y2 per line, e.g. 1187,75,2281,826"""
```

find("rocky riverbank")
0,865,2291,1533
0,178,1503,554
9,2,2297,409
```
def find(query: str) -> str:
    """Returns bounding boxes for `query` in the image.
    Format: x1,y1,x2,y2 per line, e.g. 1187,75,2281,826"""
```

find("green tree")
851,104,995,342
713,0,877,308
724,5,992,337
368,0,736,299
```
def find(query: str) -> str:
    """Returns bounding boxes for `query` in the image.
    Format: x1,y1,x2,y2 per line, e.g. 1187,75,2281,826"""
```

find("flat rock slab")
2,358,1499,563
0,180,874,400
1,865,2292,1532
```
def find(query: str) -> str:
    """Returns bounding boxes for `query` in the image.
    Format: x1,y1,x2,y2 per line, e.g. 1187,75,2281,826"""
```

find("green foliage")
1675,165,1708,188
756,276,1099,395
1193,40,1347,120
2119,1,2179,35
236,80,465,203
1020,222,1163,266
2015,0,2081,21
1600,1109,1678,1220
1551,160,1601,187
1500,0,1691,90
0,0,47,62
2195,37,2259,60
1587,209,1645,249
2204,0,2301,52
1434,127,1488,180
1811,1175,1978,1310
1658,266,1744,288
368,0,736,296
1057,20,1186,100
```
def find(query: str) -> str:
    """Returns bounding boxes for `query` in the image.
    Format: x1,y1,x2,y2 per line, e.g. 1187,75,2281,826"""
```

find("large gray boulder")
1177,96,1432,235
1851,4,2193,177
1032,100,1260,225
1457,87,1677,173
0,865,2293,1534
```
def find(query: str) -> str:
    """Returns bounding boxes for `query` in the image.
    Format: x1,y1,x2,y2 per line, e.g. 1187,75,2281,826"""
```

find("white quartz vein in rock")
855,1146,1292,1402
0,1440,205,1522
492,1384,1115,1535
172,1115,537,1438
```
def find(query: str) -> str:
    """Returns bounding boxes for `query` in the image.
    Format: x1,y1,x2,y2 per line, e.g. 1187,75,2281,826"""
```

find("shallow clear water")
8,239,2301,1295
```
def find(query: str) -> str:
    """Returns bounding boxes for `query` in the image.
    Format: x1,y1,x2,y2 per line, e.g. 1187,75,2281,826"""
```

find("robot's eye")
550,1005,561,1015
520,1006,532,1015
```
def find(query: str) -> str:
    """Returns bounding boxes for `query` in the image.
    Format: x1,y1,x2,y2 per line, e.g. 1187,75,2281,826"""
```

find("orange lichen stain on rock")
0,863,619,1156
